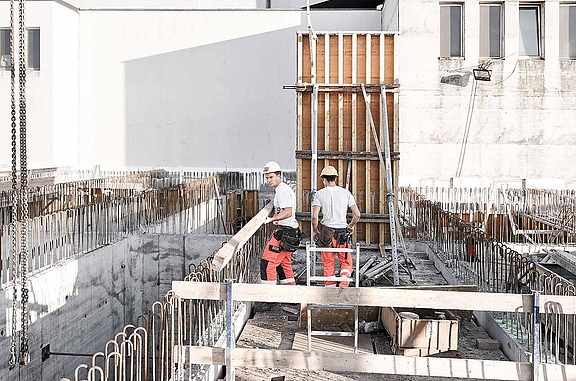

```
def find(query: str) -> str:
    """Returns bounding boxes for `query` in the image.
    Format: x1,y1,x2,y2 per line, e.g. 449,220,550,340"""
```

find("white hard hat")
262,161,282,174
321,165,338,177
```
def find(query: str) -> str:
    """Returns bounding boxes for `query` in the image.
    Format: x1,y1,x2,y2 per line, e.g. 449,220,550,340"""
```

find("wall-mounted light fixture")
473,68,492,81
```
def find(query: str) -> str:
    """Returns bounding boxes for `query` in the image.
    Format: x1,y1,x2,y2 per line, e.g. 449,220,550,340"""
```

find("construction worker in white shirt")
312,165,361,288
260,161,300,285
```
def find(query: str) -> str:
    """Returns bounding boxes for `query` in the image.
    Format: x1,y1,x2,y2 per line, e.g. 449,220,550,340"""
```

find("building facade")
397,0,576,188
1,0,575,187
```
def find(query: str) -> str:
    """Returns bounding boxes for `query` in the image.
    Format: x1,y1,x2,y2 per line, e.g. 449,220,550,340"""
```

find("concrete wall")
0,1,79,170
397,0,576,188
0,233,228,381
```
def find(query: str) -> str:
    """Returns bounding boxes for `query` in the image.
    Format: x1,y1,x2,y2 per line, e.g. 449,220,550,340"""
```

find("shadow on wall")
124,27,298,169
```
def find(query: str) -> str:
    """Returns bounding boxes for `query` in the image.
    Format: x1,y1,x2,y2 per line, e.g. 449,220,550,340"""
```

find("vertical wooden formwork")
296,32,398,247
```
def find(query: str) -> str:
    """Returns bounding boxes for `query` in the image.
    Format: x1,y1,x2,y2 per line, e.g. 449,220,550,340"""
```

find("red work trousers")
321,237,353,287
260,235,296,285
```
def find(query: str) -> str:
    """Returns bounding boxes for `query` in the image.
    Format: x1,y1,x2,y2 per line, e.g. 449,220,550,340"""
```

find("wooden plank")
324,34,330,164
302,34,311,83
211,203,273,271
297,34,304,212
364,34,372,245
297,32,397,245
337,33,345,181
350,33,359,239
291,332,373,353
317,33,325,84
171,282,576,314
176,346,576,380
297,33,303,83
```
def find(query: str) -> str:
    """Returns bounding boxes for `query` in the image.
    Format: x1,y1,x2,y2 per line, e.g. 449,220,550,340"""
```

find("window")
0,29,11,69
519,4,542,57
440,4,464,57
27,28,40,70
479,4,503,58
560,4,576,59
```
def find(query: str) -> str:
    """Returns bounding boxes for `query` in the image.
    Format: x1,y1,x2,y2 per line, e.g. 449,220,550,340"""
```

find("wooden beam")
291,84,399,92
171,282,576,314
175,346,576,381
295,150,400,160
211,203,273,271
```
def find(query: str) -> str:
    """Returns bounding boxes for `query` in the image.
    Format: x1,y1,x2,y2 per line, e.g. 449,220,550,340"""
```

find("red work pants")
260,235,296,285
321,237,353,287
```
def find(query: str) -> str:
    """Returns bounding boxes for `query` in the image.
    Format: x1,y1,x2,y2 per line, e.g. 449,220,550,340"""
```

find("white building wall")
0,1,79,170
0,4,379,172
77,9,380,171
398,0,576,188
51,4,80,168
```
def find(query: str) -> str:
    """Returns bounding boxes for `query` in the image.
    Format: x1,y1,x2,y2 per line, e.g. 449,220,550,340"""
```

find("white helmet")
262,161,282,174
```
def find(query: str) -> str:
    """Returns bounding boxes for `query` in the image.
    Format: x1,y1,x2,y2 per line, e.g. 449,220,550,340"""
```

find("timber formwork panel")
296,32,397,246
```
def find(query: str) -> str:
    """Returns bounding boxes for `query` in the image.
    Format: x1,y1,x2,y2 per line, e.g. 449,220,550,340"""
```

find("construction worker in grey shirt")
312,165,360,287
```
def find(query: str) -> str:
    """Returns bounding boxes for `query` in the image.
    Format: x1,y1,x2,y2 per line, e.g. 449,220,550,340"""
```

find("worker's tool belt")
272,226,301,252
333,228,352,245
316,224,351,247
316,224,334,247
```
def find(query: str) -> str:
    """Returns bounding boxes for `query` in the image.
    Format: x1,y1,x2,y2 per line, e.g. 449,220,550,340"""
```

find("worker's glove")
264,216,273,224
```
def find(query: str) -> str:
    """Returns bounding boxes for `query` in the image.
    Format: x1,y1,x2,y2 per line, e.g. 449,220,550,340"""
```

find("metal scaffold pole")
361,84,399,285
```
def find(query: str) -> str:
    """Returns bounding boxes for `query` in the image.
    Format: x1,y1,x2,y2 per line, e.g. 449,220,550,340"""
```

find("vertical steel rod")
532,290,540,381
226,279,234,381
311,84,318,244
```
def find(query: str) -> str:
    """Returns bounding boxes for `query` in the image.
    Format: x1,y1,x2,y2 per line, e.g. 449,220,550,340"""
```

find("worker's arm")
347,204,361,232
271,207,292,223
311,205,321,234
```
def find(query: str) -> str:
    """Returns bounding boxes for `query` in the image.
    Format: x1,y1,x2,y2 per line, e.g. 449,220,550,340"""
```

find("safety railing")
170,282,576,381
400,186,576,366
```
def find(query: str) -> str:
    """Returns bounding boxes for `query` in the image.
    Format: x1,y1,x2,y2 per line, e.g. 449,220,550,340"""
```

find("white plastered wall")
0,3,380,172
77,9,381,171
397,0,576,188
0,1,78,170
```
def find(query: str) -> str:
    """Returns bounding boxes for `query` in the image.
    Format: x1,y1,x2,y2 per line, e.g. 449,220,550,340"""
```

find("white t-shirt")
312,186,356,229
274,182,299,229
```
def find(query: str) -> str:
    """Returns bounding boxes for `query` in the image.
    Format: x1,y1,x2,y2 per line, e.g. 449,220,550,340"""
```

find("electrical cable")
455,78,478,181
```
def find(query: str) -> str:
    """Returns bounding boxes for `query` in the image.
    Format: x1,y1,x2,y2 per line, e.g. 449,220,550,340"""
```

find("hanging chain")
8,0,19,370
18,0,30,365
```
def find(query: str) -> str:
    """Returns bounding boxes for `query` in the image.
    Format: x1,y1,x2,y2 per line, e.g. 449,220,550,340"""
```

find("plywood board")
292,331,373,354
296,32,398,245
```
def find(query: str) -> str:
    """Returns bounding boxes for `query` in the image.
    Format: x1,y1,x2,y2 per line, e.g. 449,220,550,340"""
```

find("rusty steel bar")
400,186,576,367
403,186,576,245
71,207,269,381
0,172,260,287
